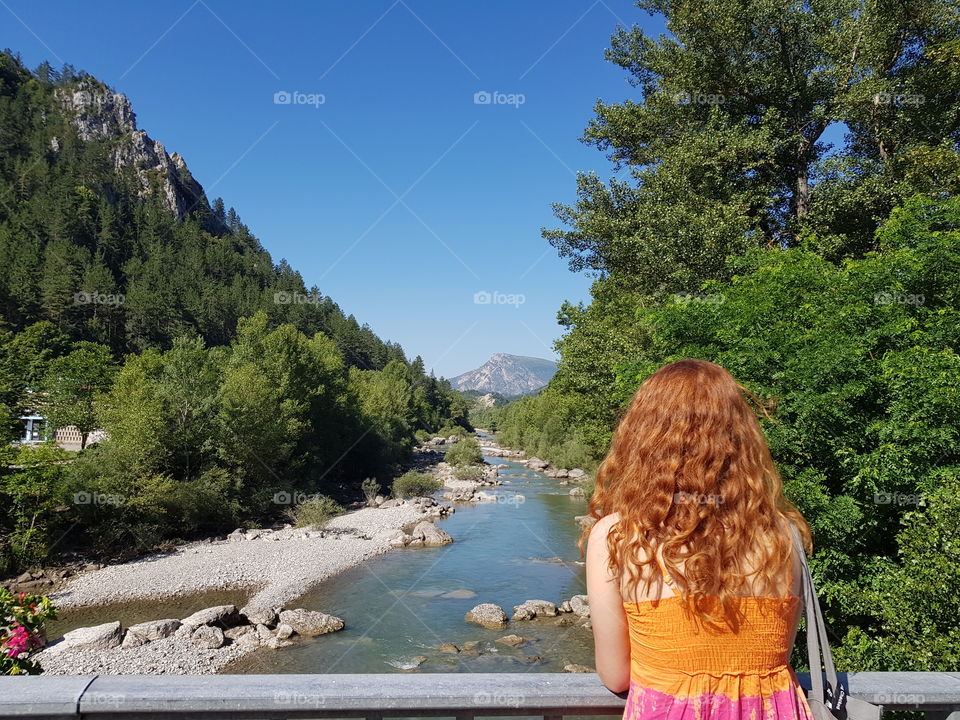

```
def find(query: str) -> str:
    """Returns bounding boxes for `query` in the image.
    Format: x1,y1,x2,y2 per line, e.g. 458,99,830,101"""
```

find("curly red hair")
580,359,811,626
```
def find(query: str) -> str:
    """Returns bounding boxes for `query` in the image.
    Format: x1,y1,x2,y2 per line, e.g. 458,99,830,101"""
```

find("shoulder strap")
789,524,846,715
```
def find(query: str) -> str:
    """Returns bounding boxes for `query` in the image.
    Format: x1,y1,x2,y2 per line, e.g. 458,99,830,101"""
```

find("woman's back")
617,529,811,720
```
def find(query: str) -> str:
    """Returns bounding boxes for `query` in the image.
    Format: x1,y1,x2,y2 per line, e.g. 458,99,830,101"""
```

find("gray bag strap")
790,524,845,713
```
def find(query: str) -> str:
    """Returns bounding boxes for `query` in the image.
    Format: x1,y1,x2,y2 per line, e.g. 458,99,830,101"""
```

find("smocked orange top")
620,558,814,720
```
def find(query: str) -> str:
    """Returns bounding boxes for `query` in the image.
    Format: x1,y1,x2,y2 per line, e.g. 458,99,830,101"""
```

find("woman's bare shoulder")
588,512,621,540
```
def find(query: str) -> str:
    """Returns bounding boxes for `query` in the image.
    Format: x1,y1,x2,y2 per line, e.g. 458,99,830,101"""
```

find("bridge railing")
3,672,960,720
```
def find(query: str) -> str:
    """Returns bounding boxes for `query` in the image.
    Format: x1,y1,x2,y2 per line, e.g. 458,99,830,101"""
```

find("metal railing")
3,672,960,720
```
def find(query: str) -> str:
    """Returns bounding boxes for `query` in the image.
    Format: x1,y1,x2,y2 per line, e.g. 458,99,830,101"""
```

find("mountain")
451,353,557,396
0,52,404,370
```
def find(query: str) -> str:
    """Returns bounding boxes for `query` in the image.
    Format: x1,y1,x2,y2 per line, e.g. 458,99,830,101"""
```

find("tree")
40,341,114,449
547,0,960,295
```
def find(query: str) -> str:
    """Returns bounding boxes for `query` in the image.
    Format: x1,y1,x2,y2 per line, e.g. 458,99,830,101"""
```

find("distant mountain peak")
451,353,557,396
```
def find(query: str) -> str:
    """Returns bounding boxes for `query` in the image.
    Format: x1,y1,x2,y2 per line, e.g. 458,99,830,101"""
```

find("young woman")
584,359,814,720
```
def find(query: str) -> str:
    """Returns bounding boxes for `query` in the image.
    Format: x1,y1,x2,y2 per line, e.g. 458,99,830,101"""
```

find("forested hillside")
0,50,468,574
481,0,960,670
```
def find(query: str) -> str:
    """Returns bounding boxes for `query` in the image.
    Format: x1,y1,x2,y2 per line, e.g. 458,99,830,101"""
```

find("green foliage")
452,464,484,482
361,477,381,504
444,436,483,466
0,588,57,674
0,443,71,572
288,495,344,528
391,471,442,499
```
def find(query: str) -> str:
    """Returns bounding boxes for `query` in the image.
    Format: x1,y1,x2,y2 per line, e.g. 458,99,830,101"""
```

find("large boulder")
411,521,453,546
125,618,181,642
62,622,123,650
569,594,590,618
569,487,584,497
568,468,587,479
446,435,461,444
464,603,508,629
191,625,225,649
241,606,278,627
512,599,559,620
278,608,344,636
181,604,241,630
526,457,549,471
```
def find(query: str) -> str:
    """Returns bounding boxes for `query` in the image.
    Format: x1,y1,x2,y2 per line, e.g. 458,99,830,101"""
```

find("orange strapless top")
620,568,813,720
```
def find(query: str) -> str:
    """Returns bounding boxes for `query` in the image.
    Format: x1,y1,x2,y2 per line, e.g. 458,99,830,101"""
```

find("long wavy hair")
580,359,811,627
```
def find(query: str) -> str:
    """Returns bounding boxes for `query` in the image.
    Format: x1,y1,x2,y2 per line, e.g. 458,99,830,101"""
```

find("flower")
1,623,41,659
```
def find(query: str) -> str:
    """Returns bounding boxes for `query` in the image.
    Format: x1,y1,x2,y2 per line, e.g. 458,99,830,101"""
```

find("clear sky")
2,1,664,378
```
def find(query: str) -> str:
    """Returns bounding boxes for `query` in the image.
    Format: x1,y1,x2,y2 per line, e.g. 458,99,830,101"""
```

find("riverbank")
32,443,474,674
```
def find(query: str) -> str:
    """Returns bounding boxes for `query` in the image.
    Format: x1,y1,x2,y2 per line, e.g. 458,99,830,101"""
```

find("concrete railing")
3,672,960,720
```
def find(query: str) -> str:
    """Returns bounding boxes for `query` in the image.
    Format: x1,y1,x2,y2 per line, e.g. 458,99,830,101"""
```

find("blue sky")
2,1,662,377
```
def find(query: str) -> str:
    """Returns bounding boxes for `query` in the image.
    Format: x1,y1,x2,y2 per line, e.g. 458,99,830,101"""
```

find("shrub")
414,429,432,443
453,465,484,481
392,471,442,498
445,437,484,466
0,588,57,675
361,477,381,505
288,495,344,528
436,424,469,439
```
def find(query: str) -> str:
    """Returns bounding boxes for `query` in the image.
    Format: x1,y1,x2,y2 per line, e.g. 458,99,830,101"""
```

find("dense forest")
0,50,468,574
475,0,960,671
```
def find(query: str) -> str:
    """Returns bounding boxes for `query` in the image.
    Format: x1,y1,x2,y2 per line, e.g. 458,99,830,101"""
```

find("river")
224,441,593,674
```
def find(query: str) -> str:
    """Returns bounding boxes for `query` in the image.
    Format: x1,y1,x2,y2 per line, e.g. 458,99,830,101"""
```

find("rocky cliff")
54,79,225,233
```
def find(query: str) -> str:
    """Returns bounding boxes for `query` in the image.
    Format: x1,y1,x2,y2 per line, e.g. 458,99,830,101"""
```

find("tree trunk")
794,163,810,218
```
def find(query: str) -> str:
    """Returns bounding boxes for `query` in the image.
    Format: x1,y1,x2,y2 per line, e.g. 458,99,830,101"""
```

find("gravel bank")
50,503,430,613
37,632,255,675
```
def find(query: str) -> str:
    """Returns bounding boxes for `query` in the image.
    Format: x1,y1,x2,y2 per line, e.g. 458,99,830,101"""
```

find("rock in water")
512,599,559,620
496,634,525,646
465,603,508,629
61,622,123,650
411,521,453,546
278,609,344,636
569,594,590,618
564,663,596,673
